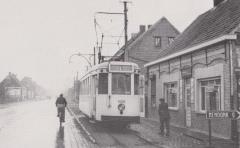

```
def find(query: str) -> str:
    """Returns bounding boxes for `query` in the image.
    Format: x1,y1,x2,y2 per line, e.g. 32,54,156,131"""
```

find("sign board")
206,111,240,120
109,65,133,72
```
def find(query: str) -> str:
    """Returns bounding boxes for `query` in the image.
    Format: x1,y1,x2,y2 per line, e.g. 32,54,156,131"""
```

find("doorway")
184,78,191,127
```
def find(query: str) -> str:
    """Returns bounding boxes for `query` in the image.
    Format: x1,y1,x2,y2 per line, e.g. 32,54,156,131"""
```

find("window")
154,36,161,47
98,73,108,94
168,37,175,44
199,78,221,112
134,74,139,95
164,82,178,109
112,73,131,95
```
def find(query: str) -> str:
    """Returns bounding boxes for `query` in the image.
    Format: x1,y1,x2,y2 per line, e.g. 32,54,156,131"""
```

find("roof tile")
158,0,240,58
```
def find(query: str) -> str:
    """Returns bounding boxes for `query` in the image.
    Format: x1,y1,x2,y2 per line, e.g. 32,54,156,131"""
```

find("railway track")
68,106,163,148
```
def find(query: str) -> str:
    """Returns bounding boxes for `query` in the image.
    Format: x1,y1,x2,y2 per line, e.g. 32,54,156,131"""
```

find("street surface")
69,104,161,148
0,100,96,148
0,100,161,148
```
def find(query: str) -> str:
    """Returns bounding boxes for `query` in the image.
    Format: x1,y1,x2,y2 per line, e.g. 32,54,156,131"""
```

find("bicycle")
57,104,65,127
59,111,64,127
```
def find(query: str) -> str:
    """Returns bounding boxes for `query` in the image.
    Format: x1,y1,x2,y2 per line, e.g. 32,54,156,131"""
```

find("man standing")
158,98,170,136
56,94,67,122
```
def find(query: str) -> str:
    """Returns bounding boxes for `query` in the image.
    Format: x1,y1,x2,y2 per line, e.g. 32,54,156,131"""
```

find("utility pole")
123,1,128,47
93,47,96,65
122,1,131,61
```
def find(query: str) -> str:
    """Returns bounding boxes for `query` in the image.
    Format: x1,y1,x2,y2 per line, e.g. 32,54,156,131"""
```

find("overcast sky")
0,0,212,94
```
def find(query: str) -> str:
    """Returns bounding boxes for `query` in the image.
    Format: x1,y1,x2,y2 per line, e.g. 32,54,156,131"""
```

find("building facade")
145,0,240,139
111,17,180,74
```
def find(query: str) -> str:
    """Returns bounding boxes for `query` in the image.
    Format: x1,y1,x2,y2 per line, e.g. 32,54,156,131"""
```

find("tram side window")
98,73,108,94
134,74,139,95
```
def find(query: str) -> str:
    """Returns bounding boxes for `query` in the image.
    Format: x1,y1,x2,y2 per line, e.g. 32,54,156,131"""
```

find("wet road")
0,100,95,148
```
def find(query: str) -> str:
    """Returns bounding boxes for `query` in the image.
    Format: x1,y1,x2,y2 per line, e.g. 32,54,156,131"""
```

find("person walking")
158,98,170,136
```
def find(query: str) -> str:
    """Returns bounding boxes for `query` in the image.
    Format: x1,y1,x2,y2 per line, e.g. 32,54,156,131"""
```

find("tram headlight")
118,103,125,115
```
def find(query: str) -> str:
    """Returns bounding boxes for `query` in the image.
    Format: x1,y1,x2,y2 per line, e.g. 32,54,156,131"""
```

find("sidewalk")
130,118,235,148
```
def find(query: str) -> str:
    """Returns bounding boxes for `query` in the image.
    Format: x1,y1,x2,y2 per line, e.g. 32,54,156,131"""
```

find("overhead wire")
94,12,125,54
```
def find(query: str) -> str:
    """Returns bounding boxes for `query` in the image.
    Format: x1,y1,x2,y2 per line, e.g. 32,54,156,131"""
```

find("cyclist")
55,94,67,122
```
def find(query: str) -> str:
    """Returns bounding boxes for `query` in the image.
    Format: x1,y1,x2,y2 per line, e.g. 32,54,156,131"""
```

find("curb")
67,107,97,144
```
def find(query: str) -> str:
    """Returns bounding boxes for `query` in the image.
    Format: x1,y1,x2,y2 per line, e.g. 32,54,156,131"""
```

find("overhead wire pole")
93,47,96,65
121,1,131,61
123,1,128,61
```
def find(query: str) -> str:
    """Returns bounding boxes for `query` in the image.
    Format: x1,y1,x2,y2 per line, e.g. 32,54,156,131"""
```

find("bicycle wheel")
59,112,62,127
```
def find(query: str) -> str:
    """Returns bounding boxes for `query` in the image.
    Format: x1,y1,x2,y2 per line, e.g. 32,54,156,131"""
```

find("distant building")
145,0,240,139
21,77,35,99
0,72,26,102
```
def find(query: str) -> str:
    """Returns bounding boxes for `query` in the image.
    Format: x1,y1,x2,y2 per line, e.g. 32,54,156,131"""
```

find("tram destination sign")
206,111,240,120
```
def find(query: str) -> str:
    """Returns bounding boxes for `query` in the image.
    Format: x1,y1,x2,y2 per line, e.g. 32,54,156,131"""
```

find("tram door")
92,75,97,118
184,78,191,127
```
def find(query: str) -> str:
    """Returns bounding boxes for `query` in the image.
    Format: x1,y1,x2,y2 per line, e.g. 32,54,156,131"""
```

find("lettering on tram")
110,65,133,72
78,61,145,126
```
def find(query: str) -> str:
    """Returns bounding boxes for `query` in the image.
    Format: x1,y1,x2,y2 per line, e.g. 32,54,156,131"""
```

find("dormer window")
154,36,161,47
168,37,175,44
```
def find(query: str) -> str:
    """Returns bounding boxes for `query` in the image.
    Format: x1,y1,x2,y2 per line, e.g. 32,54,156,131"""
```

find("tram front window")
99,73,108,94
112,73,131,95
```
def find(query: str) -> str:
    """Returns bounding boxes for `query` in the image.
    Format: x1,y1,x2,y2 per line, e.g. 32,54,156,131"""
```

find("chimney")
131,33,138,38
214,0,224,7
148,25,152,29
139,25,145,33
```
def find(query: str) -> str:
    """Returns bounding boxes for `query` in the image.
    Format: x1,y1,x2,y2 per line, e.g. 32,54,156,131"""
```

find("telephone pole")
122,1,131,61
123,1,128,47
93,47,96,65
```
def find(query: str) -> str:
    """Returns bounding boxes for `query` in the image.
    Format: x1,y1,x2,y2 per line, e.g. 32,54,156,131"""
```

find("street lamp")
68,52,94,67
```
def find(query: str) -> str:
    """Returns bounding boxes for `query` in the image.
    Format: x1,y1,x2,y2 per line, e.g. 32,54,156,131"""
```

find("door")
92,75,97,118
150,75,157,117
139,75,145,117
184,78,191,127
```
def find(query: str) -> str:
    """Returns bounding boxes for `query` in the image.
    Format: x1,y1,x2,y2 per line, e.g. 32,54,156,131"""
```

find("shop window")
164,82,178,109
199,78,221,112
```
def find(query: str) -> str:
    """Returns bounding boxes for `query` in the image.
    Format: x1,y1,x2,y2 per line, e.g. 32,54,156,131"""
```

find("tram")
78,61,144,125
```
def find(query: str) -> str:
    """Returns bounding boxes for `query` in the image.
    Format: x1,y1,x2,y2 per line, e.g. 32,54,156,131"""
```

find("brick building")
111,17,180,74
144,0,240,139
